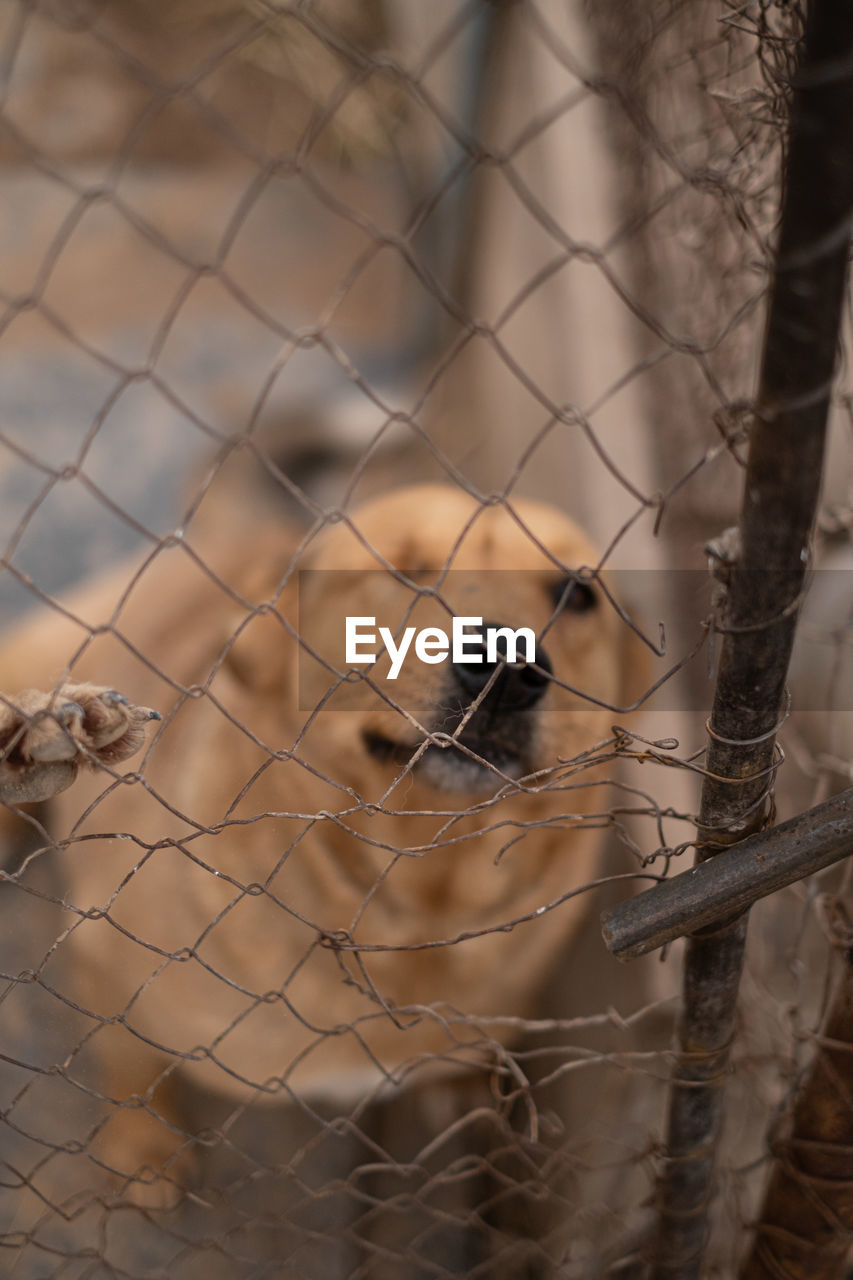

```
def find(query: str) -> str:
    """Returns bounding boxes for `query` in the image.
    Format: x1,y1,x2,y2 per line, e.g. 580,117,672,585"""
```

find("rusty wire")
0,1,849,1277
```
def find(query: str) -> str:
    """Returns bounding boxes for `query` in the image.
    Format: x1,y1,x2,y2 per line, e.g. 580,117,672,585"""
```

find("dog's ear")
220,537,302,695
222,598,298,695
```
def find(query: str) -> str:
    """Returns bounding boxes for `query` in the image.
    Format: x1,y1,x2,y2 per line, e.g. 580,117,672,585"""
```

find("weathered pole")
651,2,853,1273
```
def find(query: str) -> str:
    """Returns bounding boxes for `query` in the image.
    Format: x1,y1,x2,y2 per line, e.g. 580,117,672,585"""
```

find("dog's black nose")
452,621,552,710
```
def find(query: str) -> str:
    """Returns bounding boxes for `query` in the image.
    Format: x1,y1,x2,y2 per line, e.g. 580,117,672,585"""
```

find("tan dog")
0,485,637,1202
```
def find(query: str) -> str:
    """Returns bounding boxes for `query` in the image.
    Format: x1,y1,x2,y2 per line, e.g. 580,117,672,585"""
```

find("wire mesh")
0,1,851,1276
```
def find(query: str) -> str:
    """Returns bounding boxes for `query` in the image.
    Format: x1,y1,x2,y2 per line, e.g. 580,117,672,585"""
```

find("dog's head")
263,485,639,799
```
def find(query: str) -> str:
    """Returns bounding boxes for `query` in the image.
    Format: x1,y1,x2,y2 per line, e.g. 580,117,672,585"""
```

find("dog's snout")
452,621,553,710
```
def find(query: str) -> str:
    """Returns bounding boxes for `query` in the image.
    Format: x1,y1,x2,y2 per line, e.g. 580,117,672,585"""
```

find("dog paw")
0,684,161,804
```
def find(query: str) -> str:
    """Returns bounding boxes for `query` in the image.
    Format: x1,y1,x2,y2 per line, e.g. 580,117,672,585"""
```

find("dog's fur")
0,484,637,1200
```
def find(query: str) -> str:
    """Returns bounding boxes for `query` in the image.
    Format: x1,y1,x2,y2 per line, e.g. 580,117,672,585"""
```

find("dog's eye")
551,576,598,614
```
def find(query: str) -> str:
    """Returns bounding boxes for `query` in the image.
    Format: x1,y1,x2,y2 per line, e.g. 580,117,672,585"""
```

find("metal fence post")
651,1,853,1274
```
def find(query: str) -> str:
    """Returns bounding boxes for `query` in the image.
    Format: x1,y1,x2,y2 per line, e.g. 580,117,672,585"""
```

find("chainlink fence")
1,1,852,1276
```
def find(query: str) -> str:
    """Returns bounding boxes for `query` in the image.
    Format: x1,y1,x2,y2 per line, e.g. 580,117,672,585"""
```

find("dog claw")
102,690,130,707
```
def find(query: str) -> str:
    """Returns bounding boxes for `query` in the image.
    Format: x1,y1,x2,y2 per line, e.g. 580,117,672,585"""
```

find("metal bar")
651,0,853,1273
601,788,853,962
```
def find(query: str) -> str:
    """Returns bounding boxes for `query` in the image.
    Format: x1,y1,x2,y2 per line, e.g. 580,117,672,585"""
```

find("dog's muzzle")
450,620,552,712
363,622,554,792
